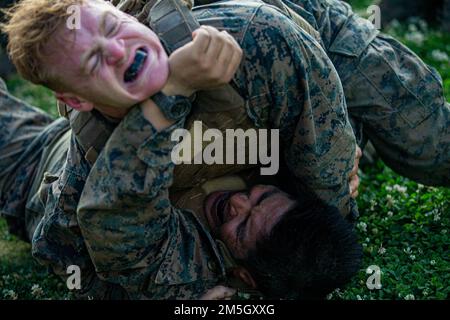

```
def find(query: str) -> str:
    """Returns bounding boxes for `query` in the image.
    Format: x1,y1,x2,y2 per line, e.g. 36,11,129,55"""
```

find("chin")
143,67,169,99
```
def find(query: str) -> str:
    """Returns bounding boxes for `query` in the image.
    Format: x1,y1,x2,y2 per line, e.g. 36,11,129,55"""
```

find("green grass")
0,0,449,300
5,76,58,117
334,163,449,300
0,219,72,300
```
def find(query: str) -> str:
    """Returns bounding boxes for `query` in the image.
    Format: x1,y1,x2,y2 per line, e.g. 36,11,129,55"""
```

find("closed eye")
102,12,121,37
88,51,101,74
106,21,120,37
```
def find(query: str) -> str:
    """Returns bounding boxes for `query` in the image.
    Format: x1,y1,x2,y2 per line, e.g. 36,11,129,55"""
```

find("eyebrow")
236,190,280,243
80,11,114,73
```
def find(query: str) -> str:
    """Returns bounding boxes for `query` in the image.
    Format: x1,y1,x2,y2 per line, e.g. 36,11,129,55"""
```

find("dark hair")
241,197,362,299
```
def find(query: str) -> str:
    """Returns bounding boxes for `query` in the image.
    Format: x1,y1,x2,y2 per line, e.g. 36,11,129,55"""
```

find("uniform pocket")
328,14,379,58
357,34,443,128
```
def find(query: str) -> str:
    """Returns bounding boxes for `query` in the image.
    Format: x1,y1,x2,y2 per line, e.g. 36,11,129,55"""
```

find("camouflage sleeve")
31,134,129,299
76,105,184,287
243,5,357,215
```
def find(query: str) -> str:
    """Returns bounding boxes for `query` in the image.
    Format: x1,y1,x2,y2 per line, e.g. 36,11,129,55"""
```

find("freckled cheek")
97,69,123,93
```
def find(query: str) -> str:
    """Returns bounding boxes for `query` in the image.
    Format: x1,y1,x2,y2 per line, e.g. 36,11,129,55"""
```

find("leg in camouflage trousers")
0,78,68,240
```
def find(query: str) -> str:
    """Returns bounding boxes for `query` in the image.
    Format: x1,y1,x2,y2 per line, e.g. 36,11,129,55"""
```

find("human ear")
232,266,257,289
55,92,94,112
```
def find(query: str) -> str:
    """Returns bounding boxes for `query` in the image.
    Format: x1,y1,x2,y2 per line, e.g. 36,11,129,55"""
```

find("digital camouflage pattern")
1,0,448,300
197,0,450,185
76,107,227,299
0,87,68,240
73,0,357,298
279,0,450,186
2,0,357,299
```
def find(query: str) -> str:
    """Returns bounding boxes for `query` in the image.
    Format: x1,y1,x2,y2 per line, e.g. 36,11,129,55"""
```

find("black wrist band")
151,91,191,120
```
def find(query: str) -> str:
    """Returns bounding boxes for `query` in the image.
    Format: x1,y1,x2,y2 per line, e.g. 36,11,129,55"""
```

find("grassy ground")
1,0,449,300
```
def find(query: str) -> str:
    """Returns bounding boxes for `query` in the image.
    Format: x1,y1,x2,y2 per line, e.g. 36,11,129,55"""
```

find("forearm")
77,103,187,274
140,98,176,131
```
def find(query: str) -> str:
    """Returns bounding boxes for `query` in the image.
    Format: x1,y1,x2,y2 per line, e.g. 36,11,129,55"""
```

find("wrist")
151,91,192,122
162,79,194,98
140,99,175,131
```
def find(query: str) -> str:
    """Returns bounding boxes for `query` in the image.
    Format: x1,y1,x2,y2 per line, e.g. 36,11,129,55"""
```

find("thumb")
192,28,200,39
192,26,209,40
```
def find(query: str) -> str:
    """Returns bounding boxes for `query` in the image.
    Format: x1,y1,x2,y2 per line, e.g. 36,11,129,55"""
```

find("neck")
96,105,130,119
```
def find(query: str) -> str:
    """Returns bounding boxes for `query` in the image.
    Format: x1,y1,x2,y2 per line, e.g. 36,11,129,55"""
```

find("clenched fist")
162,25,243,97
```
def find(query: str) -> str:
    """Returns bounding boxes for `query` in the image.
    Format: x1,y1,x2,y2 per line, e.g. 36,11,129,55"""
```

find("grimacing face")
46,0,169,113
204,185,298,259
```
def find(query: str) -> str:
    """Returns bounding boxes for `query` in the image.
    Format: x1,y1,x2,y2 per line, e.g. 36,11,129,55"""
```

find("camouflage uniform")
279,0,450,185
74,0,356,298
1,1,356,299
0,86,68,241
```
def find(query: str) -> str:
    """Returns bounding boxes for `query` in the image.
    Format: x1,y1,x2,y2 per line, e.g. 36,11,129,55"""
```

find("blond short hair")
1,0,86,89
2,0,195,90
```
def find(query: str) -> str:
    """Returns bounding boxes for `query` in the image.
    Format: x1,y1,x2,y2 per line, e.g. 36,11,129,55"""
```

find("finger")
191,26,203,39
350,149,361,177
354,156,361,171
349,176,356,193
221,35,243,80
224,30,240,48
223,48,242,82
350,164,358,178
351,179,359,198
210,33,239,83
202,286,236,300
217,41,235,72
191,26,212,55
205,27,226,59
349,175,360,194
356,146,363,159
349,161,359,179
220,287,237,298
216,285,236,296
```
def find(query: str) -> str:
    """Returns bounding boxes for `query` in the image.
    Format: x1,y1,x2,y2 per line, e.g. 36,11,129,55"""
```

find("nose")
229,193,252,217
103,39,126,66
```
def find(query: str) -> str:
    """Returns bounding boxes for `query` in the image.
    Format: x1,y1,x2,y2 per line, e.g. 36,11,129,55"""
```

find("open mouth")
124,48,148,83
205,191,233,230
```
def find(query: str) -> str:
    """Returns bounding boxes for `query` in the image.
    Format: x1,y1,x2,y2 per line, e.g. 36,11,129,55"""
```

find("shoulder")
193,0,297,44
